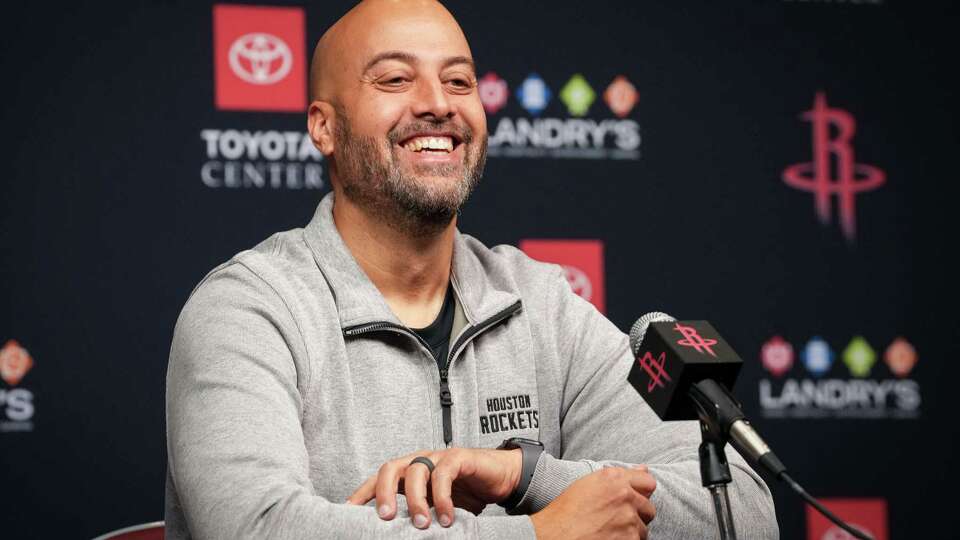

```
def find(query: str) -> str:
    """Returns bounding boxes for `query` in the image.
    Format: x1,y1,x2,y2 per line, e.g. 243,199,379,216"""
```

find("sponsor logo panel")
758,334,920,419
203,5,324,190
213,4,306,112
806,498,887,540
488,73,642,160
0,340,36,432
519,239,606,314
199,129,324,190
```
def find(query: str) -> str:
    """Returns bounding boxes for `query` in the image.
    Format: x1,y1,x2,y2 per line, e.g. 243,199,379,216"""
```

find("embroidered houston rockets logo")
480,394,539,435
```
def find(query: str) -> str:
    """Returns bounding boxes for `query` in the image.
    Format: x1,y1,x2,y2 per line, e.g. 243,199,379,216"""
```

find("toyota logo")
228,32,293,85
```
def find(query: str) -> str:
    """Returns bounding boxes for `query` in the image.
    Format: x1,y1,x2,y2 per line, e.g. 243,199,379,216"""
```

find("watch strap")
497,437,544,511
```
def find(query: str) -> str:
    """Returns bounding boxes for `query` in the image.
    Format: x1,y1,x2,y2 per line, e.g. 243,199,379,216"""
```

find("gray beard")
331,112,487,237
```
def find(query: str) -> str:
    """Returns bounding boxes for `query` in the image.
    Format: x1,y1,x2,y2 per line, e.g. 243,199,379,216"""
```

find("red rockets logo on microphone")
637,351,671,393
628,320,742,421
674,323,718,357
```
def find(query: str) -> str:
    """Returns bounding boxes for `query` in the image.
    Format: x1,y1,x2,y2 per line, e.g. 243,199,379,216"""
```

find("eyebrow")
363,50,476,74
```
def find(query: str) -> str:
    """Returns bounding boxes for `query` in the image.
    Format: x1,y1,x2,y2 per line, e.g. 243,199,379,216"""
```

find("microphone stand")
689,381,739,540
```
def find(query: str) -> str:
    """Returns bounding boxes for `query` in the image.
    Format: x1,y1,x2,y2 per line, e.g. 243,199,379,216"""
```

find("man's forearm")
513,451,778,538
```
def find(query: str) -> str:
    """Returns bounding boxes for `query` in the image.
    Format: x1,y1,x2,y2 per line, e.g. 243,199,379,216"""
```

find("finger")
346,475,378,505
635,494,656,525
405,457,435,529
373,459,407,520
431,451,466,527
638,517,650,540
627,469,657,497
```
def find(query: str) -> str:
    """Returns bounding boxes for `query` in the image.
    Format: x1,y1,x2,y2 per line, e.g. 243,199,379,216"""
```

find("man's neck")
332,191,455,328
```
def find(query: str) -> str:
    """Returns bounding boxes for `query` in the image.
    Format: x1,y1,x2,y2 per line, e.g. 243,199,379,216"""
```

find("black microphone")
627,312,872,540
626,312,786,479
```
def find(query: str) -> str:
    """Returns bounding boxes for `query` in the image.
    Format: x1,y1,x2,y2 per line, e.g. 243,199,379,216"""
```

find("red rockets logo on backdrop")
519,240,605,313
213,4,306,111
783,92,885,241
807,498,887,540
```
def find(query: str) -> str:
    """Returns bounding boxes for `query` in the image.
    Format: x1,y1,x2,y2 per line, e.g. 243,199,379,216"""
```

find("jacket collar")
302,192,521,329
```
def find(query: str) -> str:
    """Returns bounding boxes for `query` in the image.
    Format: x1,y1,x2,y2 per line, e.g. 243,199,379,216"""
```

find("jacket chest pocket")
469,323,541,447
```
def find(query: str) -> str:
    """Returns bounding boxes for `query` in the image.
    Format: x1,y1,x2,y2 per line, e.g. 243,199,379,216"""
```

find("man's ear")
308,101,336,156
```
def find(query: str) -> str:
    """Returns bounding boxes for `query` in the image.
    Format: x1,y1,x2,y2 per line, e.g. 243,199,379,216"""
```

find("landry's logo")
758,334,921,419
637,351,671,393
0,340,36,433
487,72,642,160
519,239,606,313
228,32,294,85
782,92,885,241
673,323,718,357
213,4,306,112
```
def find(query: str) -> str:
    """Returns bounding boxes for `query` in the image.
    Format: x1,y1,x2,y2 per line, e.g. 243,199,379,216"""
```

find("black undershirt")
411,286,455,371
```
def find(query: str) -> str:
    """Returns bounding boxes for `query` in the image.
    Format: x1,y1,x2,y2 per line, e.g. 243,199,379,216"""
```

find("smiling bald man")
164,1,779,538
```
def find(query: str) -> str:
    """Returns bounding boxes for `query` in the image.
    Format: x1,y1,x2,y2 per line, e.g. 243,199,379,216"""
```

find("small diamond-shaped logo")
843,336,876,378
801,337,834,376
478,72,508,115
516,73,551,115
604,75,639,118
0,340,34,386
884,337,917,378
761,336,794,377
559,74,595,117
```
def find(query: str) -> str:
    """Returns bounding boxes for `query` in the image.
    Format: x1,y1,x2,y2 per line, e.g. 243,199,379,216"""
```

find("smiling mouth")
399,134,461,154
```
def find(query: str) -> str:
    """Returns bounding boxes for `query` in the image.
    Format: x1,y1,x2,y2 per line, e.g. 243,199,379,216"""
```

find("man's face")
330,9,487,225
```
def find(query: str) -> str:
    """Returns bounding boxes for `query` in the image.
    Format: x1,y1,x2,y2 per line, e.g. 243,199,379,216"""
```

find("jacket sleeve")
164,262,535,540
513,269,779,539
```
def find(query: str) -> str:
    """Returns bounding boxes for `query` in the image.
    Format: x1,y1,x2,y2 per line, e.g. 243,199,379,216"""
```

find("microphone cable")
778,472,872,540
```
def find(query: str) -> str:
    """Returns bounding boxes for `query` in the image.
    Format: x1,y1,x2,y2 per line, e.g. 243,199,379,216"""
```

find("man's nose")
411,78,453,119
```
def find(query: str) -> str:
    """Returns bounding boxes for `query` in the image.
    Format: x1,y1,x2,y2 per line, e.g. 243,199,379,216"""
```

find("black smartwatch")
497,437,544,511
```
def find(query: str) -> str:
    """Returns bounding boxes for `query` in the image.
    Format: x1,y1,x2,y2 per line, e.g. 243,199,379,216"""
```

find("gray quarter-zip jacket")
165,193,778,539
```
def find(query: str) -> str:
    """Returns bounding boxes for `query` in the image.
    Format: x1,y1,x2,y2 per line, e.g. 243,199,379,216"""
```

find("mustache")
387,119,474,145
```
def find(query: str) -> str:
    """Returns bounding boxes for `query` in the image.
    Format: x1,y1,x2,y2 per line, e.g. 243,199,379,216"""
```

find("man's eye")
447,78,474,90
381,77,409,86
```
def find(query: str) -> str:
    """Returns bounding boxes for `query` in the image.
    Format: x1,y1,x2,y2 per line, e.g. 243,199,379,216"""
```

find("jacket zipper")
343,299,523,446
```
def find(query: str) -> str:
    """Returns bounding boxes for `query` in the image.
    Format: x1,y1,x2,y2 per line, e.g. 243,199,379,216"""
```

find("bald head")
305,0,487,228
309,0,470,103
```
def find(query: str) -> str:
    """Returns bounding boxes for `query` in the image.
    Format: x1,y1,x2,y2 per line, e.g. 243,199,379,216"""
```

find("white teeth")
404,136,453,152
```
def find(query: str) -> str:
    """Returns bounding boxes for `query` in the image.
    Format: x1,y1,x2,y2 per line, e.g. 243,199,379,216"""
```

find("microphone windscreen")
629,312,675,354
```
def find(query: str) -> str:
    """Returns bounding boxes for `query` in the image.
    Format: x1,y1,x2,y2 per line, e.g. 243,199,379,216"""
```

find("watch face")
502,437,543,448
513,437,542,446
